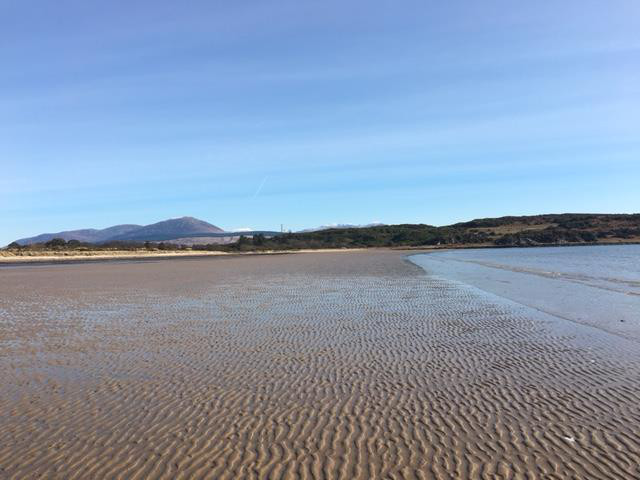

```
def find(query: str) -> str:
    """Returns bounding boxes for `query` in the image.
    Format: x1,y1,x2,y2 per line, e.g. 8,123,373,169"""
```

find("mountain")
109,217,224,242
15,224,141,245
14,217,224,245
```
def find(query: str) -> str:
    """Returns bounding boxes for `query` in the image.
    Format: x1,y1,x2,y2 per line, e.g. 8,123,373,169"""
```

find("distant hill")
219,213,640,251
298,223,385,233
15,224,142,245
14,217,224,245
108,217,224,242
449,213,640,246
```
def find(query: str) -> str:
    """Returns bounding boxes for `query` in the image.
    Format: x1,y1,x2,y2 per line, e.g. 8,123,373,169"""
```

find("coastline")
4,238,640,266
0,247,369,266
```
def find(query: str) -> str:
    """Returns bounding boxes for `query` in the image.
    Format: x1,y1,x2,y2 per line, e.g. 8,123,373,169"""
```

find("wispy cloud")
252,176,268,198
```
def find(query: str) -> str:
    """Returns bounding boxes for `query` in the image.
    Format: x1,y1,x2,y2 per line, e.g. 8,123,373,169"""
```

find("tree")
235,235,250,250
45,238,67,248
252,234,265,246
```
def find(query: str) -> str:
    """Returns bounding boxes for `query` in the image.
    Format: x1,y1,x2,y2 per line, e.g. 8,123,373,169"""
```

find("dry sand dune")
1,251,639,479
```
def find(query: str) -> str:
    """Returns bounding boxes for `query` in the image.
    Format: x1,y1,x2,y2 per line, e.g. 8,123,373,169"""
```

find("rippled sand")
1,251,639,479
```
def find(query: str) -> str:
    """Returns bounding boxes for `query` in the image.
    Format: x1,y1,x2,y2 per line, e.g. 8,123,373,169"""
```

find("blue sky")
1,1,639,244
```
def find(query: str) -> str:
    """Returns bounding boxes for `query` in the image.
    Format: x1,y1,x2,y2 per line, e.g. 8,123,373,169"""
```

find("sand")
0,248,365,264
1,250,639,479
0,250,229,263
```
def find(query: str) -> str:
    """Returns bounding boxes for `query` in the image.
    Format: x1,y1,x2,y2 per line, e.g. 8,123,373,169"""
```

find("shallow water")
411,245,640,342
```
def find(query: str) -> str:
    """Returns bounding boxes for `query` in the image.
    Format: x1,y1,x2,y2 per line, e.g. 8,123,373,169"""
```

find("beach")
1,249,639,479
0,248,365,264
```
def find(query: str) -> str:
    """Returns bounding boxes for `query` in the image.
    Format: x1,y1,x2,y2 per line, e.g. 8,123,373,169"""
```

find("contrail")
252,176,268,198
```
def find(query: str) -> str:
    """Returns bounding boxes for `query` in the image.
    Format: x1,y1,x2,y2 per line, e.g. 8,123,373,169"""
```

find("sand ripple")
1,251,639,479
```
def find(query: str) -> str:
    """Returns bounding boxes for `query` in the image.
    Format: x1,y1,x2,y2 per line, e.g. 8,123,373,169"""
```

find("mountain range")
15,217,225,245
13,217,386,246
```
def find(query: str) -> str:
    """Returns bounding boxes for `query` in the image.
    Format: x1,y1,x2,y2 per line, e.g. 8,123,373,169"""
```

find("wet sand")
1,250,639,479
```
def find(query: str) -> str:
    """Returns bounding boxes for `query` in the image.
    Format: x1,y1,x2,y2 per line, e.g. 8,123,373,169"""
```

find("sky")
1,1,639,244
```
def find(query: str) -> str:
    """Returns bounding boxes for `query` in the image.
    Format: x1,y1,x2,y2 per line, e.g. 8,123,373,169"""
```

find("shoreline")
0,247,371,266
2,239,639,266
410,247,640,344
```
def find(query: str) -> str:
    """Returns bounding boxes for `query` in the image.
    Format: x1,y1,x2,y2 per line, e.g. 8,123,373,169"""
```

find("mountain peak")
107,217,224,242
